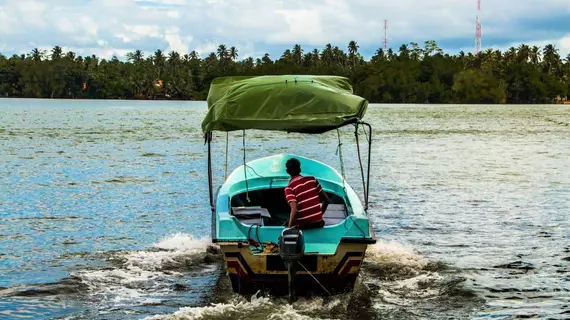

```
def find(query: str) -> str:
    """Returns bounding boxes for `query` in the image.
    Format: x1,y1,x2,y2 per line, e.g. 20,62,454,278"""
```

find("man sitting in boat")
284,158,330,229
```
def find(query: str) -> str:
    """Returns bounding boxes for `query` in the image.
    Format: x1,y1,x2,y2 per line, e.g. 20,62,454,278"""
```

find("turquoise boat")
202,75,376,299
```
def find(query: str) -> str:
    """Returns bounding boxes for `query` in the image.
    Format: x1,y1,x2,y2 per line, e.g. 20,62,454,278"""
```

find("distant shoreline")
2,40,569,105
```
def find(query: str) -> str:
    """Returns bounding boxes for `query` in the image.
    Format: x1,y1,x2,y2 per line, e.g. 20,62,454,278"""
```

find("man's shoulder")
287,175,319,188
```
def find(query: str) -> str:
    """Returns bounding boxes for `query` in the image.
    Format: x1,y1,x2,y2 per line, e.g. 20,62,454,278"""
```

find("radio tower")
475,0,482,54
383,19,388,49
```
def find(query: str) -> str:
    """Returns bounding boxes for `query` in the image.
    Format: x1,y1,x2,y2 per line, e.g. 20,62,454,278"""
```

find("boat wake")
0,233,222,318
1,236,481,319
66,233,220,306
142,239,481,320
146,292,348,320
362,240,481,319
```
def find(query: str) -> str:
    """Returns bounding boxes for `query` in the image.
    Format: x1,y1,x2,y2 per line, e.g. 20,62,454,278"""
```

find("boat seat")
323,204,347,226
232,207,272,226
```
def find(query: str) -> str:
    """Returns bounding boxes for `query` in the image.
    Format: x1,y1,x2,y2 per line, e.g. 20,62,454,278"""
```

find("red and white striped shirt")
284,175,324,226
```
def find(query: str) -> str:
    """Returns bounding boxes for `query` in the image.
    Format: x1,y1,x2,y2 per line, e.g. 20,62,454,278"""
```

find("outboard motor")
279,227,304,303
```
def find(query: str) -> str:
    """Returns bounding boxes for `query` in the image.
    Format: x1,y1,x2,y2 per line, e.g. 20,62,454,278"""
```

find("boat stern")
219,240,371,295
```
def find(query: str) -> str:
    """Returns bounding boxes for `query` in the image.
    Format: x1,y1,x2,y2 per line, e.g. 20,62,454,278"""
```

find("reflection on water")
0,100,569,319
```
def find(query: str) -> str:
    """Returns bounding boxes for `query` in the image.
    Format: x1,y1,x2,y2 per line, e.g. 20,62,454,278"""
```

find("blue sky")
0,0,569,61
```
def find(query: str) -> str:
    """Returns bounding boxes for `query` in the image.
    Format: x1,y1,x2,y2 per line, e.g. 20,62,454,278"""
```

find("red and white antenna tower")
383,19,388,49
475,0,482,54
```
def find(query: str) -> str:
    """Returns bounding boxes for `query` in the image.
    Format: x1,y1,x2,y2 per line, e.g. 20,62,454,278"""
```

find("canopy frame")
205,121,373,241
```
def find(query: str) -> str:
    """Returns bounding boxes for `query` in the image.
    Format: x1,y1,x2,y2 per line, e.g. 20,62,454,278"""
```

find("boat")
202,75,376,301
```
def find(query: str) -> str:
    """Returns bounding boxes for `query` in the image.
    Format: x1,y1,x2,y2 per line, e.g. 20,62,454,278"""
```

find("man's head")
285,158,301,177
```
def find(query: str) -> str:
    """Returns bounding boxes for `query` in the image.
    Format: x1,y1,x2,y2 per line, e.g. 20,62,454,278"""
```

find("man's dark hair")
286,158,301,176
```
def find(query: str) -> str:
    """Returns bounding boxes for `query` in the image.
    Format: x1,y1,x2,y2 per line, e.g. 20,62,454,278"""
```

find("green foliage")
0,41,569,103
453,69,505,104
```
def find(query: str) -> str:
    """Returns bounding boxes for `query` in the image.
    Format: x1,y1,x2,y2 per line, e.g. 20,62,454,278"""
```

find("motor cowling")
279,227,305,303
279,228,304,261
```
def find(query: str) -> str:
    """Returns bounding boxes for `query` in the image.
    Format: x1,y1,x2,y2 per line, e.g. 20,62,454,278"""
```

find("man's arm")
284,186,297,228
288,201,297,228
318,189,330,214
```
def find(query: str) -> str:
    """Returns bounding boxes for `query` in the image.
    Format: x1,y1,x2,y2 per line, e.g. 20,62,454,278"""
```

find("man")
284,158,330,229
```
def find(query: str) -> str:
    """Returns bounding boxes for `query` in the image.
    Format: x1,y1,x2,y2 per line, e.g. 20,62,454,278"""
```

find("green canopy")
201,75,368,134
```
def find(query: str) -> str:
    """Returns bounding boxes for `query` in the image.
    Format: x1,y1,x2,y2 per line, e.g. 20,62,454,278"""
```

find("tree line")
1,40,569,104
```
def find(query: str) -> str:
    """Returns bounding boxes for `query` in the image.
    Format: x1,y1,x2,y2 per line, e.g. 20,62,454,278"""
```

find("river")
0,99,568,319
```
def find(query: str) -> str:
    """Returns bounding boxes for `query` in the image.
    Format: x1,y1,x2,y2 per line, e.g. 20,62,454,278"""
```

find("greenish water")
0,99,568,319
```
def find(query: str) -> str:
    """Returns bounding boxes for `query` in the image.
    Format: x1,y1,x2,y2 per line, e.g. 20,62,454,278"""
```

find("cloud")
0,0,569,60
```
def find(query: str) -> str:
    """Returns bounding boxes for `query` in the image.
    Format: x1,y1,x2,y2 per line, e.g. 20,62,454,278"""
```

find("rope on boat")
336,128,347,195
297,261,331,296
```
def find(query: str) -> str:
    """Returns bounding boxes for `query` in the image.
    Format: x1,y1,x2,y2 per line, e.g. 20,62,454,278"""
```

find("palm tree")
65,51,76,61
311,48,320,67
229,46,239,61
292,44,303,66
217,45,228,60
504,47,517,66
261,53,272,65
168,51,180,65
281,49,292,63
51,46,63,60
372,48,385,63
153,50,165,66
348,40,359,69
398,44,410,59
543,44,560,75
530,46,541,65
303,52,313,68
30,48,45,62
409,42,422,60
386,48,394,61
126,50,144,63
517,44,530,63
321,44,333,67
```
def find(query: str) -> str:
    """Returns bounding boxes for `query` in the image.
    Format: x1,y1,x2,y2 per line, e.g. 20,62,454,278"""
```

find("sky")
0,0,569,61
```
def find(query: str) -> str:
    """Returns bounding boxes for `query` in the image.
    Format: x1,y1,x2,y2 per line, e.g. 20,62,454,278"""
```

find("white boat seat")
232,207,272,226
322,204,347,226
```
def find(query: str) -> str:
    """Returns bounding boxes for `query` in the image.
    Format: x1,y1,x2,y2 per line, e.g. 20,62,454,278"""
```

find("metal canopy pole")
207,132,214,208
354,123,367,209
361,122,373,209
206,131,216,240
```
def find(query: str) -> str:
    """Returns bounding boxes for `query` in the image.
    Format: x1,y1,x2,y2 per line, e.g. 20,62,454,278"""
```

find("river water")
0,99,568,320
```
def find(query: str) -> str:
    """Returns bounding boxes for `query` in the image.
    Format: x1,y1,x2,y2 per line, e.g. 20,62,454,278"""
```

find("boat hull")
219,242,368,296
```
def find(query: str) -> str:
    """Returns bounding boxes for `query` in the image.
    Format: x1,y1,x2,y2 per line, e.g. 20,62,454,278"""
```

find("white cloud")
194,42,218,57
164,27,190,54
166,10,180,18
123,24,162,39
0,0,569,59
268,9,323,44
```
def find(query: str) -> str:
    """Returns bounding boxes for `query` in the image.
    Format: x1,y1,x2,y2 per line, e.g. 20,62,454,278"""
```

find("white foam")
71,233,217,307
123,233,214,272
365,240,428,270
153,233,212,252
145,292,342,320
